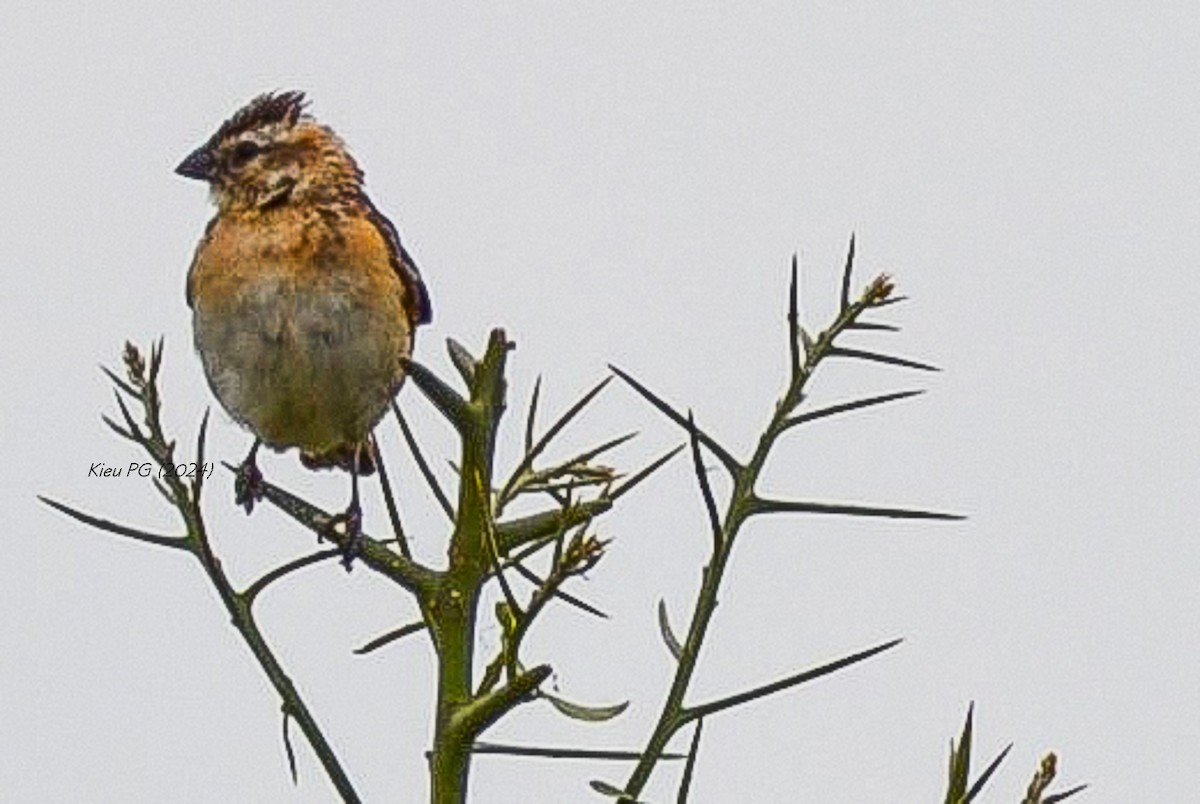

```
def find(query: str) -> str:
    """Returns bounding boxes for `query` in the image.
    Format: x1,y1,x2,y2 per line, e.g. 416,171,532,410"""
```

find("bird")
176,91,431,564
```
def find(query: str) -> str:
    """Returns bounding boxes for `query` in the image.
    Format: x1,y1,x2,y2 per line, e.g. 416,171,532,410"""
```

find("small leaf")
750,496,965,521
845,320,900,332
509,432,637,505
510,562,608,619
590,780,639,800
494,497,613,554
1044,784,1088,803
39,496,189,551
148,337,164,386
609,365,741,474
192,408,210,500
151,477,177,507
945,703,973,803
353,620,428,655
501,376,613,502
562,431,638,471
371,435,410,557
543,691,629,722
827,346,940,372
658,599,683,660
686,637,902,720
393,402,454,521
400,356,470,427
525,375,543,456
281,708,298,785
676,719,704,803
487,535,521,622
782,390,924,431
686,412,720,552
965,742,1012,802
787,253,801,377
470,742,684,761
100,414,138,443
608,445,684,501
799,326,815,356
100,365,141,399
244,549,343,605
840,232,856,311
446,337,477,387
686,411,723,551
112,389,143,440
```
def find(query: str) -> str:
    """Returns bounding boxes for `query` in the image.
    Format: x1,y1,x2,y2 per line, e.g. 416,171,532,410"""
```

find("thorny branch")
44,341,363,803
608,241,962,801
44,238,1081,803
48,333,664,804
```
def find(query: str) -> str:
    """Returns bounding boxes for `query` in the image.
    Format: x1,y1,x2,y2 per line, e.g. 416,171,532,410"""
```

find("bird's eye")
230,141,262,165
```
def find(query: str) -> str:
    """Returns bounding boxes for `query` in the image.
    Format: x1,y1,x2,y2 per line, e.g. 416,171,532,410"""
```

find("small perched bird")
176,91,431,560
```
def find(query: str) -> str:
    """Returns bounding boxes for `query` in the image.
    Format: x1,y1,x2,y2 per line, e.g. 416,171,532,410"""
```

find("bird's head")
176,91,363,213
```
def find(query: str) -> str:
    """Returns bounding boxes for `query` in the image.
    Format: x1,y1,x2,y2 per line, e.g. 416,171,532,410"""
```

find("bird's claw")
323,503,364,571
233,460,264,514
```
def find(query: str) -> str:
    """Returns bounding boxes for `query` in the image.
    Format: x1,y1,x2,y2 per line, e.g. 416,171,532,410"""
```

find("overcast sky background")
1,3,1197,802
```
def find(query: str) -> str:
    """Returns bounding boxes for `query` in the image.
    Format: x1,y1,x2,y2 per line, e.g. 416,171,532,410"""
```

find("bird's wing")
185,215,220,309
362,198,433,327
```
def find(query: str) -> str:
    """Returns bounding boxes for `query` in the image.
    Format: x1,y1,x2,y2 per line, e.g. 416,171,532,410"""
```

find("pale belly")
193,272,410,452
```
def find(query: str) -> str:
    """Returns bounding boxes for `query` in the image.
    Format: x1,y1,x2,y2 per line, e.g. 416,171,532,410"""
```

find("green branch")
46,239,1020,804
615,243,959,800
47,342,363,803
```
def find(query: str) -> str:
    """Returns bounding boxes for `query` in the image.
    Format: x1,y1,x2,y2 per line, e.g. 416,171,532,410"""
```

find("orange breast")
188,206,415,451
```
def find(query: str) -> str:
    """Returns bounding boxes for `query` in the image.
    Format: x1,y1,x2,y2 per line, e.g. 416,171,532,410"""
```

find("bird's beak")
175,145,215,182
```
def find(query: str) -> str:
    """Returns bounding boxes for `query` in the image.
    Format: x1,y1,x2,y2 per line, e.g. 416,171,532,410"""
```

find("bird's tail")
299,442,376,475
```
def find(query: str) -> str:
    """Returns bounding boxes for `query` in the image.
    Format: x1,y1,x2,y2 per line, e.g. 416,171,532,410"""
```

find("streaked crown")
176,91,363,212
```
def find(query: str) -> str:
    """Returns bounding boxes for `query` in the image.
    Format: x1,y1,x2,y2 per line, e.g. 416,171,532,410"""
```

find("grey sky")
1,3,1196,801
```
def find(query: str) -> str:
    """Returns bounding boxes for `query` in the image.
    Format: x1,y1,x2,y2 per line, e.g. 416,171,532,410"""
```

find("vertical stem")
428,583,477,804
427,330,510,804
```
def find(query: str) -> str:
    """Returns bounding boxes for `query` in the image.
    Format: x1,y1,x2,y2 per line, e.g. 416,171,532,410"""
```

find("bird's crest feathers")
211,91,308,146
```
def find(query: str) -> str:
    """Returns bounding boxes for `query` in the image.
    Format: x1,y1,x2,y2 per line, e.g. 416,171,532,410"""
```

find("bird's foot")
233,457,264,515
323,502,364,572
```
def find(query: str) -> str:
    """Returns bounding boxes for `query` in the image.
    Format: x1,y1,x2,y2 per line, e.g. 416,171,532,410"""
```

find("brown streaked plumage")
177,91,430,557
